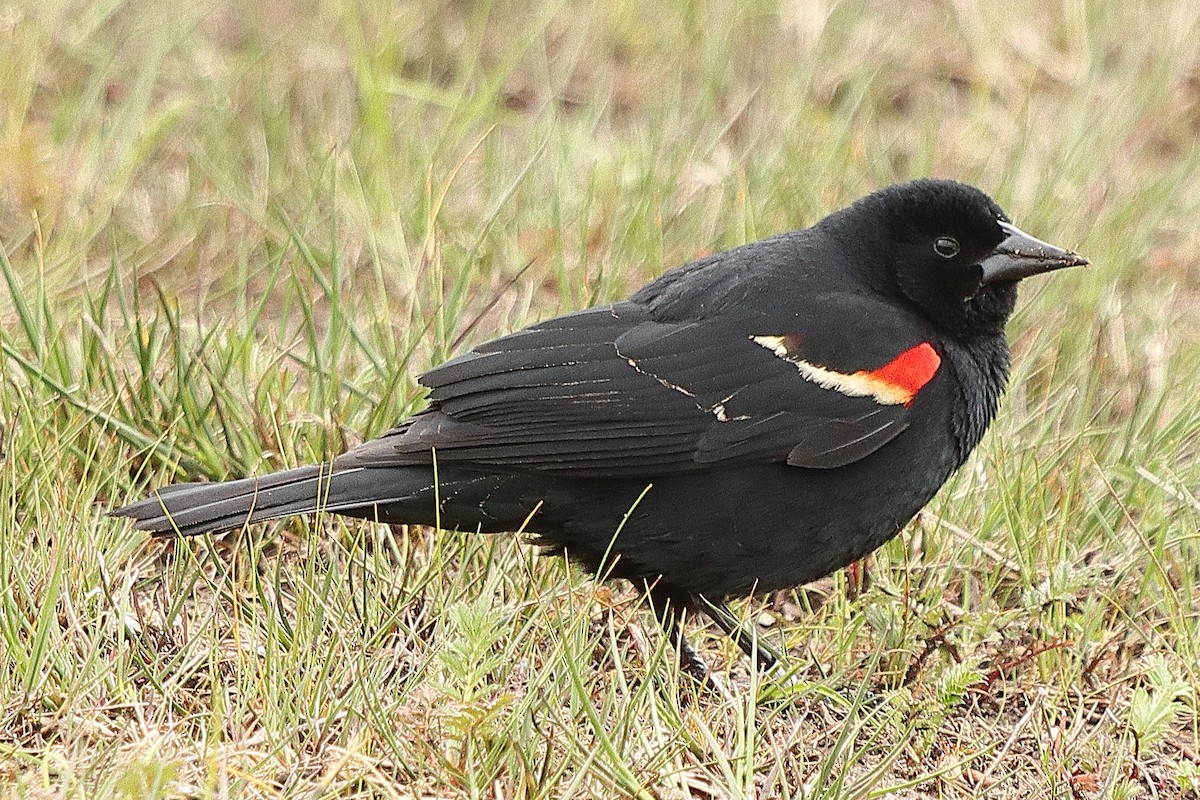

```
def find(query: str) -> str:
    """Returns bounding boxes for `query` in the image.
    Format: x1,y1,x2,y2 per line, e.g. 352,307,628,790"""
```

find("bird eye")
934,236,960,258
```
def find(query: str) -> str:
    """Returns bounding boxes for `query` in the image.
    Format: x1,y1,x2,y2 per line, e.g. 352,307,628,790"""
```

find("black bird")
112,179,1086,679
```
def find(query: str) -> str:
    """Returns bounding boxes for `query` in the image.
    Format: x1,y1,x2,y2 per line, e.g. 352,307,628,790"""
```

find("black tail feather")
110,464,426,537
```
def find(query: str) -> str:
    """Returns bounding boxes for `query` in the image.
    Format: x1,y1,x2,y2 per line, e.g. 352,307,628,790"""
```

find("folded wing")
341,298,939,476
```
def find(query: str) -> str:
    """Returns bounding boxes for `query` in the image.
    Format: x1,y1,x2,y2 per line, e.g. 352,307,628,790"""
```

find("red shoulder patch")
865,343,941,406
751,335,942,407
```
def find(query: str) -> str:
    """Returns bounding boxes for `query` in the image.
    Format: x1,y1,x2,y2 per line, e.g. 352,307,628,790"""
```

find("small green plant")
1129,654,1193,753
431,595,509,707
113,759,180,800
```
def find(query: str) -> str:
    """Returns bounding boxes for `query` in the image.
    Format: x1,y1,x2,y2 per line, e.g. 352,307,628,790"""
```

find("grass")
2,0,1199,796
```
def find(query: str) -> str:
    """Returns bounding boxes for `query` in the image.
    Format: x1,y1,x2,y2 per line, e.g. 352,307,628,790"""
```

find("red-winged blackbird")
113,179,1086,679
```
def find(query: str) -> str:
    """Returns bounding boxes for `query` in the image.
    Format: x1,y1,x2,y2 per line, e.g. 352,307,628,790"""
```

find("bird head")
847,179,1088,336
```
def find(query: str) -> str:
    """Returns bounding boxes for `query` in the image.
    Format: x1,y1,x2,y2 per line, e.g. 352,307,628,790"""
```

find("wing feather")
349,298,937,476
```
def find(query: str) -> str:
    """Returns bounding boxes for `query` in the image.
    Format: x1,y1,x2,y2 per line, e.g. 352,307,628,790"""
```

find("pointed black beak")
979,221,1088,284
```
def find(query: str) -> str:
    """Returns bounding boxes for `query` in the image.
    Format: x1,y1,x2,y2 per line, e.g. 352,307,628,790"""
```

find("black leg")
647,585,711,682
658,604,710,682
647,586,794,689
693,593,789,676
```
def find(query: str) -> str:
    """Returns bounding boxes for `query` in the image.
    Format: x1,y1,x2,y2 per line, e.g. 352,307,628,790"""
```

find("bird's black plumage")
112,179,1086,677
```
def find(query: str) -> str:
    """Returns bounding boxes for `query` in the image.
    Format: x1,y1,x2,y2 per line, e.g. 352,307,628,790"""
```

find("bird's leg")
657,605,710,683
647,586,710,682
693,593,789,677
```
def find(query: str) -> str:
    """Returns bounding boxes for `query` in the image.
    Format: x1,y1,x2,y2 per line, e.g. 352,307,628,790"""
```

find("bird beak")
979,221,1088,284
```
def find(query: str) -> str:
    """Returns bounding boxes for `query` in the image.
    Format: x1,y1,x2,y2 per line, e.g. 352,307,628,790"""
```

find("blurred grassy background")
1,1,1199,797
